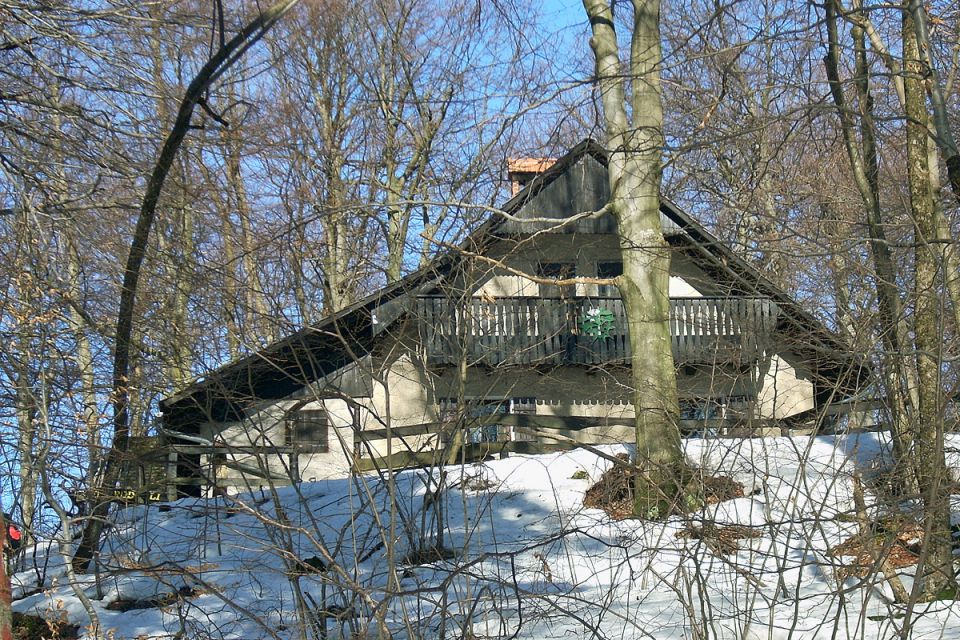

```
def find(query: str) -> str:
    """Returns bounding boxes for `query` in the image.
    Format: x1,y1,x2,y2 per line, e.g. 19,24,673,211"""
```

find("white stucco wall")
755,353,815,420
200,395,365,493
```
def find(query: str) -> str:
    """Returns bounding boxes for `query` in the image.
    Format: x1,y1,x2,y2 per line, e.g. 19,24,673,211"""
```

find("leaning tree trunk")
903,3,955,601
72,0,301,573
583,0,684,517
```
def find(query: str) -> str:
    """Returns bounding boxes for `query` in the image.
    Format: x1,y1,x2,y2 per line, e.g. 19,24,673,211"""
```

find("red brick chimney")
507,157,556,196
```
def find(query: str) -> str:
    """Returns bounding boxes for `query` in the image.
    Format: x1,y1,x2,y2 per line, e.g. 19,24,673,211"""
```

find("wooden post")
165,450,178,502
289,446,300,484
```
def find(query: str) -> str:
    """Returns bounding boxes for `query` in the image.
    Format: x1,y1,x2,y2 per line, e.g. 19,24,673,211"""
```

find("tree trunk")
224,118,273,344
903,3,955,600
168,165,196,389
214,178,243,357
824,0,918,485
907,0,960,201
0,513,12,640
65,234,102,505
839,2,960,336
149,6,195,391
583,0,684,517
14,362,37,541
9,202,42,543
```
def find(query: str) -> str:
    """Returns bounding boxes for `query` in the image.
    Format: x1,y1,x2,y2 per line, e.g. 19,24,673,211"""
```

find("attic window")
286,409,329,451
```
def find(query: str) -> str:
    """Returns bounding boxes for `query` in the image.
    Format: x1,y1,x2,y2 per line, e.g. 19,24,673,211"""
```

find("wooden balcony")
415,296,778,366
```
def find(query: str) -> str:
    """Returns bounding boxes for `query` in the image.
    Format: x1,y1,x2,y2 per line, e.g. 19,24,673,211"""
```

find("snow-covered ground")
12,434,960,639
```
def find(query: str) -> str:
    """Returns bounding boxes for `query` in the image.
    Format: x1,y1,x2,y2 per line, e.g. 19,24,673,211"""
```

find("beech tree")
582,0,684,516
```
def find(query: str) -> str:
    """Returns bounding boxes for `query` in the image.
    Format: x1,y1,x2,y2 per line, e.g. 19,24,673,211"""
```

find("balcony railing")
415,296,778,366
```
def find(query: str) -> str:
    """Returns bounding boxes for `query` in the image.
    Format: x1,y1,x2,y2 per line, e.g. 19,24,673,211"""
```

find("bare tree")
819,0,958,600
902,0,955,599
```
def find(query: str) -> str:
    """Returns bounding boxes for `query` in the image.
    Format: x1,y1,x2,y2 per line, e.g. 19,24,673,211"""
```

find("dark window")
679,398,721,421
597,262,622,297
679,396,754,421
537,262,576,297
286,409,329,451
469,400,507,444
597,262,623,278
537,262,575,279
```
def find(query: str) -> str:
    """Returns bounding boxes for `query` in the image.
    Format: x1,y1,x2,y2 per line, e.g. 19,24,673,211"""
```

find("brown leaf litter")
583,453,748,520
828,519,925,579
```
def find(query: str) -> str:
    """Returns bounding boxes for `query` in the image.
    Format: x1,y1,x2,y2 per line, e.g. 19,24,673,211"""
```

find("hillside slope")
12,435,960,639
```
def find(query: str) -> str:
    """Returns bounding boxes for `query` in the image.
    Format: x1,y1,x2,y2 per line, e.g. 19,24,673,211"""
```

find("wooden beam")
354,422,448,442
166,443,329,455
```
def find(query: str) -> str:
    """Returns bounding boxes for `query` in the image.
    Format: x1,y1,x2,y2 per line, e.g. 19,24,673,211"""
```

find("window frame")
285,408,330,452
439,397,537,444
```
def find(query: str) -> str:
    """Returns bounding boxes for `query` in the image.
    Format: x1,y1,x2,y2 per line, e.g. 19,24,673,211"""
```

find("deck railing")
415,296,778,366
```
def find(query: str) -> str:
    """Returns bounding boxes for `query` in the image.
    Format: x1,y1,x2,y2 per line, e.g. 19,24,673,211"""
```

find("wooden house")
157,141,867,495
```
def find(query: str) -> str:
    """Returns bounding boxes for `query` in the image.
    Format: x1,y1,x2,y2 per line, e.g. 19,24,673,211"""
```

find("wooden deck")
416,296,778,366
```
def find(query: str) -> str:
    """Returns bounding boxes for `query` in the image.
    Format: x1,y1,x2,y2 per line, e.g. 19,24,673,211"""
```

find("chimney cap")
507,157,556,175
507,157,557,196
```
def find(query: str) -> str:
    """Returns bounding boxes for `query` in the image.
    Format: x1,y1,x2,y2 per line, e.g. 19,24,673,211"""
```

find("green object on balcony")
580,307,616,339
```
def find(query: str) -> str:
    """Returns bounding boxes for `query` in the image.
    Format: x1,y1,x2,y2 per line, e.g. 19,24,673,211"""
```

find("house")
156,140,868,496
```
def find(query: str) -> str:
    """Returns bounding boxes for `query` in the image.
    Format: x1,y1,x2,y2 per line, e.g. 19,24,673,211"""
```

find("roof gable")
497,145,680,236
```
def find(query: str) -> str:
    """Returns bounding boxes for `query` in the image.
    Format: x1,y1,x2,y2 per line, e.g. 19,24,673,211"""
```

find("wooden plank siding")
416,296,778,366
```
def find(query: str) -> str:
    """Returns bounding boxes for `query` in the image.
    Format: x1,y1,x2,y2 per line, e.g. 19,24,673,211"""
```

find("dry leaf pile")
583,454,747,520
828,519,925,579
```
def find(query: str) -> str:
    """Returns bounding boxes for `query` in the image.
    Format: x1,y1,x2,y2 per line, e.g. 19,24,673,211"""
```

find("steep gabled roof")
160,140,868,430
159,258,454,429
